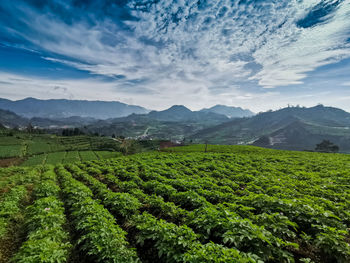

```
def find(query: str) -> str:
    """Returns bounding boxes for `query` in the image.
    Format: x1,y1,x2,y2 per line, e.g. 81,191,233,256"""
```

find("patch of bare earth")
0,157,23,167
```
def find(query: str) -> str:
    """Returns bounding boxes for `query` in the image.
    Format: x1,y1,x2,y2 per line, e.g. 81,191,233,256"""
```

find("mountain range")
1,98,350,152
0,97,149,119
190,105,350,151
86,104,350,152
0,98,254,120
83,105,231,140
200,105,254,118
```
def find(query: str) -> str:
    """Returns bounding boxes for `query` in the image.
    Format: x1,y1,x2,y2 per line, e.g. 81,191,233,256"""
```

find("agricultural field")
0,133,121,157
0,145,349,262
0,131,123,167
20,151,122,166
0,145,23,159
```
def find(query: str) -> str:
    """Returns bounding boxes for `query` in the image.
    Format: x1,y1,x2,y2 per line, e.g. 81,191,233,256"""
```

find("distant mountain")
30,116,97,128
0,108,97,129
200,105,254,118
86,104,350,152
3,101,350,152
190,105,350,152
86,105,230,139
0,109,28,128
148,105,193,121
253,119,350,151
147,105,229,123
0,97,149,119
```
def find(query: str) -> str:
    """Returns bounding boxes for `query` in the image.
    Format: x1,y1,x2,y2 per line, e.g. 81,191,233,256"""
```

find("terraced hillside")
0,133,121,158
0,146,349,262
0,131,122,167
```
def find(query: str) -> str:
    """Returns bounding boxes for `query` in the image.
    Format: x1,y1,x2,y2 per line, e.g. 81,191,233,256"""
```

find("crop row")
77,162,296,262
20,150,120,167
79,152,350,262
12,167,71,262
66,163,259,262
56,165,139,263
0,168,41,263
2,145,350,262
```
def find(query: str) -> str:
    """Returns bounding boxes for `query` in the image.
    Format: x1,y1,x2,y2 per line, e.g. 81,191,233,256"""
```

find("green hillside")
0,130,123,166
86,105,230,140
189,105,350,152
0,145,349,262
0,109,28,128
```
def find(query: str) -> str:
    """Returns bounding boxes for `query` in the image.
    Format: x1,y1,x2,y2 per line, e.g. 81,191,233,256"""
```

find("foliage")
0,185,27,237
56,166,139,262
1,145,350,262
315,140,339,153
12,167,71,263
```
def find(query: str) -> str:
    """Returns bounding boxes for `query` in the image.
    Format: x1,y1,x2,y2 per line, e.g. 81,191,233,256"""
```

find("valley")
1,1,350,262
1,98,350,153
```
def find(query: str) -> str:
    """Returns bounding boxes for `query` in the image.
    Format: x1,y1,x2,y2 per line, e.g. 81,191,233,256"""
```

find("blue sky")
0,0,350,112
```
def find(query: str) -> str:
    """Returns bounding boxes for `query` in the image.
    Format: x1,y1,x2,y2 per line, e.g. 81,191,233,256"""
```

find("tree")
26,123,34,133
62,128,85,136
315,140,339,153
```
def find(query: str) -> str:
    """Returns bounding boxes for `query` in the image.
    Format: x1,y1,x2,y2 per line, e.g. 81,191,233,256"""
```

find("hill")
147,105,229,123
0,108,99,129
86,105,230,139
200,104,254,118
190,105,350,152
253,119,350,151
3,102,350,152
148,105,193,121
0,97,149,119
30,116,97,128
0,109,28,128
0,129,162,167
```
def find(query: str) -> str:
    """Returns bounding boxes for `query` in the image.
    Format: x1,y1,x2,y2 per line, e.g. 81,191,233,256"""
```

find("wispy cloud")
0,0,350,111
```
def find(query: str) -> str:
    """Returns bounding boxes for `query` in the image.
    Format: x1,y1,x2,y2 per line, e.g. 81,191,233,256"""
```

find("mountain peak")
200,104,254,118
211,104,241,109
22,97,37,101
166,105,192,112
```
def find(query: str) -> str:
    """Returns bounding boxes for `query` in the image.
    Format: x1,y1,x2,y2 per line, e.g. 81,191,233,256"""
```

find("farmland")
0,145,349,262
0,131,122,158
19,150,121,166
0,130,123,166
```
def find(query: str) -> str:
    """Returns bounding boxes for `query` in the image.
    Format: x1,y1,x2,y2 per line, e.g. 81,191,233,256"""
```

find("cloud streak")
0,0,350,111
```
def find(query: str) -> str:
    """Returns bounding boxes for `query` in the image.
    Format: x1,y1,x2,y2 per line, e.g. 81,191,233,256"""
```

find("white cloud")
0,72,267,111
1,0,350,111
128,0,350,88
252,0,350,88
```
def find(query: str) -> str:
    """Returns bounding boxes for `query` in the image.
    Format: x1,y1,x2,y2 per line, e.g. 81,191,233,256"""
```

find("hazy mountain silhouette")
200,105,254,118
0,97,149,119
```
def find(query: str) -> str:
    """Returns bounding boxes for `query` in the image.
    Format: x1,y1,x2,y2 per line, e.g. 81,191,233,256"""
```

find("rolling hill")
2,101,350,152
86,105,230,140
0,97,149,119
147,105,229,123
190,105,350,152
0,109,28,128
200,104,254,118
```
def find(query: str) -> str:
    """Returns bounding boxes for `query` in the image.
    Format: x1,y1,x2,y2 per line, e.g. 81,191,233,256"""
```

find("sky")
0,0,350,112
